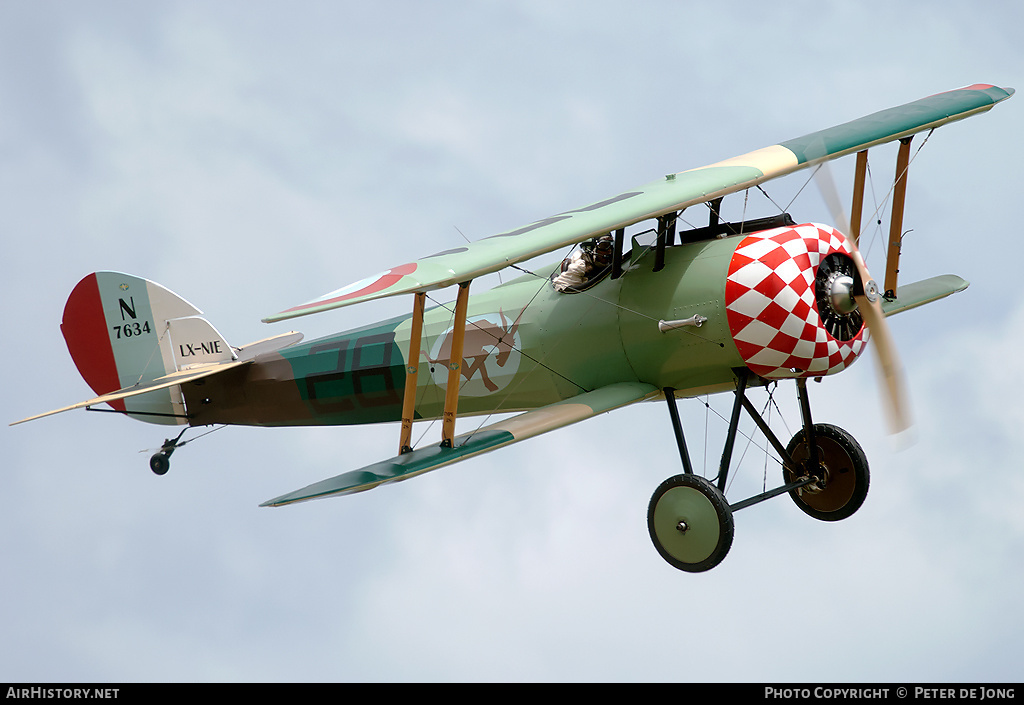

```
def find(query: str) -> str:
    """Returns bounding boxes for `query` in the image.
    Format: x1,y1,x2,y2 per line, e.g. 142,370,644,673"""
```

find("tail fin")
61,272,234,425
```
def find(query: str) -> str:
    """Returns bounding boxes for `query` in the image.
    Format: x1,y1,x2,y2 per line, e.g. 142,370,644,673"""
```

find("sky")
2,0,1022,683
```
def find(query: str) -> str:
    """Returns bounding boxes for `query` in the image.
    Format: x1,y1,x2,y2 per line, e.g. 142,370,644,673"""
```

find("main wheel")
784,424,869,521
647,474,734,573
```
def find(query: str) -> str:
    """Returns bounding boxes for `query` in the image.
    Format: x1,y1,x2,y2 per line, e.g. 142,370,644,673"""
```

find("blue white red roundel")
725,223,868,379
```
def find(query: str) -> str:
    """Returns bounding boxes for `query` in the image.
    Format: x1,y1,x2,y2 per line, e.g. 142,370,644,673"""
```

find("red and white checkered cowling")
725,223,868,379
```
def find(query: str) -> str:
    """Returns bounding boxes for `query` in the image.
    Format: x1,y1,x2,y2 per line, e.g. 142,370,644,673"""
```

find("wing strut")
884,137,913,298
611,227,625,279
398,281,471,453
398,292,426,454
653,212,678,272
441,281,471,448
849,150,868,244
708,198,723,228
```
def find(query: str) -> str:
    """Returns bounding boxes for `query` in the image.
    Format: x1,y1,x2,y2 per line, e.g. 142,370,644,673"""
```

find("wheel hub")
797,466,830,495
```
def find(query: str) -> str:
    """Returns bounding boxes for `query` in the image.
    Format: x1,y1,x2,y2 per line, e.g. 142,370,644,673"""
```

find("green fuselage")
181,236,746,428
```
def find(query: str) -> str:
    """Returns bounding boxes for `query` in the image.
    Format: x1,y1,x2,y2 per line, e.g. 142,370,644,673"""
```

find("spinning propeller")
814,162,912,435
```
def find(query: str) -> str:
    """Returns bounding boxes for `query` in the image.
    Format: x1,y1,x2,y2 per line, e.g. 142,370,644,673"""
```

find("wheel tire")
149,452,170,476
784,424,869,521
647,474,734,573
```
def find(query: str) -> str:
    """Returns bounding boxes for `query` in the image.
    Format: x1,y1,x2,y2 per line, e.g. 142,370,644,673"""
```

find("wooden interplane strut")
398,292,426,454
884,137,913,297
441,282,471,448
849,150,868,244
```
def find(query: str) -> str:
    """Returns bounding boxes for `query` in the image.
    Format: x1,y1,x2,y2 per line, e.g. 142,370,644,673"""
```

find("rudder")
61,272,233,425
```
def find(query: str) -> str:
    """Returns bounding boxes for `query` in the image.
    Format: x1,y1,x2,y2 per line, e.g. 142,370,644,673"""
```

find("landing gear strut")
649,372,869,572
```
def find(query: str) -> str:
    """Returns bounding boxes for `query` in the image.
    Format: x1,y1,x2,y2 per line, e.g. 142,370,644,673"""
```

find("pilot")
593,235,613,268
552,251,589,291
552,235,613,291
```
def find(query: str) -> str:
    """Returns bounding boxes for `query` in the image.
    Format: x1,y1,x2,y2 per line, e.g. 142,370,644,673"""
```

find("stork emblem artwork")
427,309,523,396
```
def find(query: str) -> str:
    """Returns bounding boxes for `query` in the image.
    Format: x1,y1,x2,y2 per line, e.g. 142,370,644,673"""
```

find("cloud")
2,0,1021,682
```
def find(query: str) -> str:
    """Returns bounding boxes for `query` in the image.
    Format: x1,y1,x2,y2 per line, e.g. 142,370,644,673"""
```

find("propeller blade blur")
850,251,912,435
813,162,851,237
816,161,911,435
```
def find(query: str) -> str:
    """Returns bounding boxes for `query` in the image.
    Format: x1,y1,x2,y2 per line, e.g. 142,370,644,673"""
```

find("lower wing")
260,381,659,507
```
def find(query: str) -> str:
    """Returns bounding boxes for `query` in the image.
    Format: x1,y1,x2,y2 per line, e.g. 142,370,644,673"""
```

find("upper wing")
264,84,1013,323
260,381,659,506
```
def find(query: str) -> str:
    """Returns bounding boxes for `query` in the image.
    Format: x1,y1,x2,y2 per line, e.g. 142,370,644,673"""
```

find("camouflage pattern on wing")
264,84,1013,323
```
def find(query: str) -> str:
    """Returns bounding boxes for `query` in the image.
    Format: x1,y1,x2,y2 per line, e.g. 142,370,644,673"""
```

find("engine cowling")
724,223,869,379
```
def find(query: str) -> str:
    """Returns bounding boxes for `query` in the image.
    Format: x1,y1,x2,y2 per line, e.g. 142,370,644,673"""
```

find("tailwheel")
149,452,171,476
784,423,869,521
647,474,734,573
148,428,187,476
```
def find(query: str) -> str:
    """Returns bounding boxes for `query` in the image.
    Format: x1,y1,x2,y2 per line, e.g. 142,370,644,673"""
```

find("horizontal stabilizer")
11,330,303,426
10,359,250,426
261,381,659,507
264,84,1012,323
234,331,304,361
881,275,969,317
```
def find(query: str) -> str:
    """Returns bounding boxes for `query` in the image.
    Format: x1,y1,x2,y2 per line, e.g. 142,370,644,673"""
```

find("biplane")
13,84,1014,572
